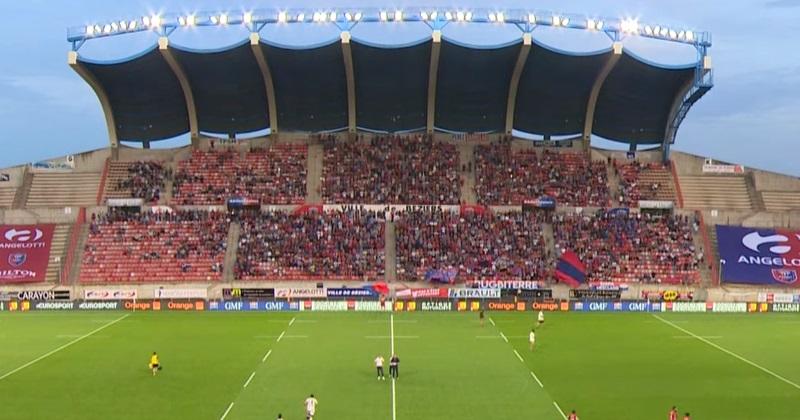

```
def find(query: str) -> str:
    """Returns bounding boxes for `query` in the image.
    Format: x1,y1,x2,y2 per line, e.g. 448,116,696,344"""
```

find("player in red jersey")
568,409,579,420
683,413,691,420
669,406,678,420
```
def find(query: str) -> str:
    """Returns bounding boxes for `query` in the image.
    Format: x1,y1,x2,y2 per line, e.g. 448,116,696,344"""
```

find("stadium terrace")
67,7,712,160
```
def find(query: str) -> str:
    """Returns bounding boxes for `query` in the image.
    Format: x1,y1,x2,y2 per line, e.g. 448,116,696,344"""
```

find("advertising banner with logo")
468,280,540,290
666,302,707,312
274,288,327,299
354,301,391,312
531,300,568,312
305,301,349,311
78,301,122,310
123,300,162,311
164,300,205,311
209,300,261,311
418,300,454,311
487,301,527,311
570,289,622,300
702,163,744,174
154,288,208,299
456,300,483,312
757,292,799,303
326,288,378,298
448,289,501,299
641,290,694,302
30,301,76,310
0,224,55,283
12,290,70,301
84,289,137,300
771,303,800,312
717,225,800,287
223,288,275,299
711,302,747,313
502,289,553,299
395,288,449,300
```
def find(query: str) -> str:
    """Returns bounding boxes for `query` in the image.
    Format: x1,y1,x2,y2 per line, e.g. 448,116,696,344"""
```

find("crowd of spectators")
172,146,307,205
551,210,702,285
81,209,229,282
395,208,551,282
614,160,670,207
117,161,170,203
235,208,385,281
321,134,461,204
475,139,609,206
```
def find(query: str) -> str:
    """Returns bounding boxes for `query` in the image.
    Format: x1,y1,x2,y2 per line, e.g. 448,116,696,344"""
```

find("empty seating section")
45,225,71,283
26,172,100,207
615,161,676,206
395,209,550,283
680,176,752,210
475,142,609,206
80,210,228,283
322,135,460,204
761,191,800,211
0,187,15,208
172,146,307,205
552,211,701,285
235,209,384,281
105,161,170,203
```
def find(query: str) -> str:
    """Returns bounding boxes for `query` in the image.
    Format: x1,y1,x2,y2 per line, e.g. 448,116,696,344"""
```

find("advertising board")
84,289,137,300
223,288,275,299
717,225,800,286
0,224,55,283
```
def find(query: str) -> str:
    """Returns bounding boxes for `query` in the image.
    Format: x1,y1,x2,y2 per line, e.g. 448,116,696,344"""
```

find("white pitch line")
366,335,419,339
553,402,567,420
276,331,286,342
672,335,723,339
0,314,129,381
500,332,509,343
243,371,256,388
289,317,296,326
653,314,800,390
262,349,272,363
513,349,524,363
488,317,496,326
390,314,396,420
530,371,544,388
220,402,234,420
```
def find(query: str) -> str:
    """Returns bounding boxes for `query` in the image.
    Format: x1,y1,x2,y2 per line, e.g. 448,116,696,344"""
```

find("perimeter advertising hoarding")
570,289,621,300
395,288,449,300
448,289,501,299
207,300,300,311
664,302,707,312
0,224,55,283
120,300,205,311
84,289,137,300
771,303,800,312
571,301,656,312
274,288,327,298
326,288,378,298
468,280,540,290
4,290,70,301
716,225,800,287
222,288,275,299
757,293,799,303
154,288,208,299
393,300,454,312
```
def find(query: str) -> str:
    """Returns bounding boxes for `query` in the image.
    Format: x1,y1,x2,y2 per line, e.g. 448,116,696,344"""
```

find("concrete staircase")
67,225,90,285
26,172,101,208
222,223,241,282
384,220,397,282
680,176,752,210
46,225,71,283
0,186,16,209
306,143,324,204
607,164,621,205
744,172,766,211
12,171,33,209
541,222,555,258
459,143,477,205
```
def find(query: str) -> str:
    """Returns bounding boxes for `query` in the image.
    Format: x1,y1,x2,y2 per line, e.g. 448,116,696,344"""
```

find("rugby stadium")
0,7,798,420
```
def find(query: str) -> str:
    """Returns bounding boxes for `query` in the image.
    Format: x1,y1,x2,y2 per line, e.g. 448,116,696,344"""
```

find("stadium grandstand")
1,6,800,420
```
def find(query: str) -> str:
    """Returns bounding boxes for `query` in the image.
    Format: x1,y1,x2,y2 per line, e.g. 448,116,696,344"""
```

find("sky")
1,0,798,175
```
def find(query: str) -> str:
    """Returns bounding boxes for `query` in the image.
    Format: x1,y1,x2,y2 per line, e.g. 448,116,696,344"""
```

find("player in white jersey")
375,355,386,380
537,310,545,326
304,394,318,419
529,329,536,351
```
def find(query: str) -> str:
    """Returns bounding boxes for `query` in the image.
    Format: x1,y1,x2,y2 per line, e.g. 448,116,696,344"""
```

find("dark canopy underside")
77,39,700,144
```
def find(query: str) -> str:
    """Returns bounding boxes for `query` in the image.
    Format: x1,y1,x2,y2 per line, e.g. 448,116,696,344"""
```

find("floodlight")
297,13,305,22
621,18,638,34
685,31,694,42
210,15,218,24
644,25,653,35
330,12,337,22
394,10,402,21
243,12,253,24
103,24,112,34
380,11,388,21
445,11,453,21
421,11,429,21
552,16,560,26
151,15,161,27
488,12,496,22
465,12,473,21
345,12,353,21
561,17,569,26
111,22,119,32
497,12,504,23
596,20,604,30
278,11,287,23
678,31,685,40
354,12,362,21
86,25,95,36
660,27,668,37
142,16,151,27
178,16,186,26
430,11,437,20
669,29,678,39
94,24,102,34
119,21,127,30
129,20,137,30
528,13,536,24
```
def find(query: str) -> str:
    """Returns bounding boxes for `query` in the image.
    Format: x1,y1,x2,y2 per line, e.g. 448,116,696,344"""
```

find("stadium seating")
0,187,15,208
235,208,385,281
614,161,677,206
761,191,800,211
104,161,170,203
26,172,101,207
475,141,609,206
551,210,701,285
321,135,460,204
680,176,752,210
79,210,228,283
172,146,307,205
395,208,550,283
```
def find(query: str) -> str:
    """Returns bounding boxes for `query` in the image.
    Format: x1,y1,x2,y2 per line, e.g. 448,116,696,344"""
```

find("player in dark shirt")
479,309,485,327
389,354,400,379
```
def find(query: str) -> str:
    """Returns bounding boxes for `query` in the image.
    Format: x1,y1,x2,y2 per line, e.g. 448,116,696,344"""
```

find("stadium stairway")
606,162,621,204
12,170,33,209
384,220,397,281
25,172,101,208
66,224,89,285
744,172,766,211
306,143,323,204
680,175,752,210
459,142,477,205
0,186,15,209
222,223,241,282
640,165,677,203
45,225,71,283
761,191,800,211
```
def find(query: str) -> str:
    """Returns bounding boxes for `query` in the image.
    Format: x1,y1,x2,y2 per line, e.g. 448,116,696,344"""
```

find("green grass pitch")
0,311,798,419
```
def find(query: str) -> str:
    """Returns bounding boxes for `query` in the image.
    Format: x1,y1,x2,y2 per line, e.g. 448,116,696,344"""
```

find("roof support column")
504,33,532,135
249,33,279,137
662,55,713,162
68,51,119,160
158,37,199,148
426,30,442,134
340,31,357,135
582,42,623,152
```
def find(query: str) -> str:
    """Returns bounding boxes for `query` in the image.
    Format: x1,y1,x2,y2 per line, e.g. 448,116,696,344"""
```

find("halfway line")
0,314,129,381
653,314,800,390
553,402,567,420
220,402,234,420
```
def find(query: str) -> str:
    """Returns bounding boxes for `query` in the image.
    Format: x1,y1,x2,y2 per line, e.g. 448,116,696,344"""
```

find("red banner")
0,225,55,283
395,288,449,300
